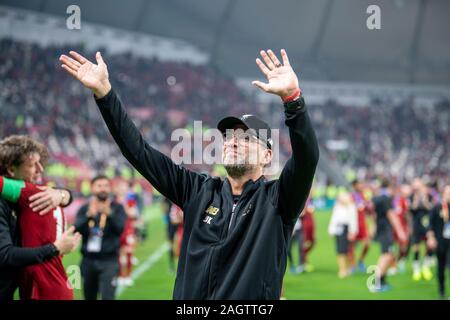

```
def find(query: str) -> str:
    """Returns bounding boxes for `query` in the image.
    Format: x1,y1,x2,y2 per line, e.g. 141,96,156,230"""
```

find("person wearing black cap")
60,48,319,299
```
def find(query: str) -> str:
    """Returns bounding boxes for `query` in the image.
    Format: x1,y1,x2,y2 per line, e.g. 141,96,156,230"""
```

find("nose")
224,134,238,147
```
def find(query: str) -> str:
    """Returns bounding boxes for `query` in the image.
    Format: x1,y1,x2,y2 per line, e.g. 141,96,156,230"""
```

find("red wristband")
281,88,301,103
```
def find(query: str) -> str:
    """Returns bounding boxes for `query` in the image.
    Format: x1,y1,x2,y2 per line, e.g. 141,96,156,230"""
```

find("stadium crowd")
1,38,449,188
0,38,280,175
310,98,450,185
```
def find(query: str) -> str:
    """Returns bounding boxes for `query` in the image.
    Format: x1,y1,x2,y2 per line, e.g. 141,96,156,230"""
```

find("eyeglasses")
222,132,266,147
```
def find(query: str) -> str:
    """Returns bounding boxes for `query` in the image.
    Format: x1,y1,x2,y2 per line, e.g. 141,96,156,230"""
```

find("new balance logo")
205,205,219,216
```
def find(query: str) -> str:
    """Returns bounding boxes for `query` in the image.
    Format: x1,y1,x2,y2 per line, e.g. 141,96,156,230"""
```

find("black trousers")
436,240,450,297
80,257,119,300
336,225,349,254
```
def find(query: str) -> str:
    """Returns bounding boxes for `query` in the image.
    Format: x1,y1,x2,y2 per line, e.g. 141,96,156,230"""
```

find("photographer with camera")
75,175,127,300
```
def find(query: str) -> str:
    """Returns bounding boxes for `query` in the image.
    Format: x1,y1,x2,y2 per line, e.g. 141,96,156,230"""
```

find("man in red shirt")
300,198,315,272
0,176,80,299
349,180,372,272
114,179,138,287
392,184,411,273
0,135,81,300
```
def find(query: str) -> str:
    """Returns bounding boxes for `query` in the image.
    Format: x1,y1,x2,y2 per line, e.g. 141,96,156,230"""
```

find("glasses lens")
223,131,266,147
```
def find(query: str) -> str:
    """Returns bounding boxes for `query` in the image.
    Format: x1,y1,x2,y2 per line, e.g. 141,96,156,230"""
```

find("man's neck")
227,169,263,196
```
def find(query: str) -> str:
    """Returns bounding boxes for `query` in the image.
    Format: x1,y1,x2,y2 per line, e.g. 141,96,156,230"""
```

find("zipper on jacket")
209,180,260,298
228,203,238,232
227,198,248,236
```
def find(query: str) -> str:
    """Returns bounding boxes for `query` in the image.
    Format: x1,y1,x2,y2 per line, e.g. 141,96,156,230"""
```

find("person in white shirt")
328,191,358,278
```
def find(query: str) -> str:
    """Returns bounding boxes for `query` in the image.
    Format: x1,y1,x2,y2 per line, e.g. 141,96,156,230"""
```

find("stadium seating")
1,38,449,188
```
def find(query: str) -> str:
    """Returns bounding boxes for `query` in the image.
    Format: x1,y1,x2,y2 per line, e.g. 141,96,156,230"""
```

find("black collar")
223,175,265,202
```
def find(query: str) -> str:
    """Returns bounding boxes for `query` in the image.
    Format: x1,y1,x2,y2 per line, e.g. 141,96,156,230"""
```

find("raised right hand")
59,51,111,98
252,49,300,99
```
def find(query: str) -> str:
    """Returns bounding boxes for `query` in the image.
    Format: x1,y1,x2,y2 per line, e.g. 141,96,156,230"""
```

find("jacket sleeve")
428,206,438,233
272,98,320,224
0,201,56,268
74,204,90,237
106,204,127,236
95,89,207,210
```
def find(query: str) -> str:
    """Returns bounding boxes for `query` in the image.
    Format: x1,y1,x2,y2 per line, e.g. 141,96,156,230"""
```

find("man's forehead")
94,179,111,186
23,152,40,163
232,124,248,131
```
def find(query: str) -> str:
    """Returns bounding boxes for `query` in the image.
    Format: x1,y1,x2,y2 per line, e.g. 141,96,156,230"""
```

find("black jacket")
75,201,126,260
96,89,319,300
0,200,56,300
429,203,450,249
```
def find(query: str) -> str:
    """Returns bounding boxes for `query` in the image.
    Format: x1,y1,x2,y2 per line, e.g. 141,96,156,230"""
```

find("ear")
263,148,273,166
6,166,15,178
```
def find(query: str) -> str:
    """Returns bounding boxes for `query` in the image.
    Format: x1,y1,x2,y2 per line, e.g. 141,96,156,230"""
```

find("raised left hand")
29,186,63,215
252,49,300,99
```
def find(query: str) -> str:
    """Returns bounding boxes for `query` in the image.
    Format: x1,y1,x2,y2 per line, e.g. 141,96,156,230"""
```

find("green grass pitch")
54,202,446,300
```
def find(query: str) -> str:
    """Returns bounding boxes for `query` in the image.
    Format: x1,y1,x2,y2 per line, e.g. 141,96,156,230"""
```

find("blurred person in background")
162,197,178,273
288,212,303,274
114,179,139,287
370,178,407,292
390,184,412,274
348,179,372,273
328,191,358,278
75,175,127,300
426,185,450,299
428,181,441,205
410,178,434,281
130,180,147,242
300,197,316,273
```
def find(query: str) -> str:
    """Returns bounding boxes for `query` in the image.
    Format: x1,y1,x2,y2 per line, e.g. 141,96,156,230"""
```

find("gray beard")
224,164,254,179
